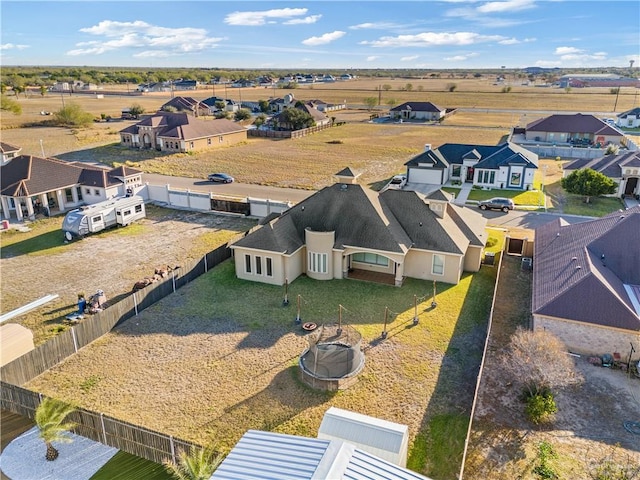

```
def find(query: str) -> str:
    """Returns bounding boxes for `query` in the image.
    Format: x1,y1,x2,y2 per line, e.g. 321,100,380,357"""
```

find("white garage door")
408,168,442,184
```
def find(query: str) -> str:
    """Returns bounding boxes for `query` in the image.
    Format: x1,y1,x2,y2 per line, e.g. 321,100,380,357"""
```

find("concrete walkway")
453,182,473,206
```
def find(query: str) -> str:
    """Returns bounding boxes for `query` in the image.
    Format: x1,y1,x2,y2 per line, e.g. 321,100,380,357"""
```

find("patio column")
1,196,11,219
24,198,35,220
56,190,65,211
394,262,404,287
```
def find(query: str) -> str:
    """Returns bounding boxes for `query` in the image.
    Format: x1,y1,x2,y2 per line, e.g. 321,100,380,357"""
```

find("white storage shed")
317,406,410,467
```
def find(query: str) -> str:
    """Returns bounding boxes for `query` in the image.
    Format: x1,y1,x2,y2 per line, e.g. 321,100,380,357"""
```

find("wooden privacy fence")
0,228,260,462
0,382,196,465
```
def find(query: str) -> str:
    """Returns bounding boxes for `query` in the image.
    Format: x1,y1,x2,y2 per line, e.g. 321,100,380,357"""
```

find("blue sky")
1,1,639,69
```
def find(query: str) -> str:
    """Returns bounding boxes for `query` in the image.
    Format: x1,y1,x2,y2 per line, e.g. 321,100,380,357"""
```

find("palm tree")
35,398,76,461
163,446,223,480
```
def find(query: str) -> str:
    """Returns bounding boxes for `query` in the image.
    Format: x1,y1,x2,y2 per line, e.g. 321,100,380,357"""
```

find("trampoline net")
301,323,364,378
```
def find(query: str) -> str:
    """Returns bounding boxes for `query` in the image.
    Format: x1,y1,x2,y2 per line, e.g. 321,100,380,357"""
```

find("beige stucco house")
230,168,487,287
119,111,247,153
532,206,640,358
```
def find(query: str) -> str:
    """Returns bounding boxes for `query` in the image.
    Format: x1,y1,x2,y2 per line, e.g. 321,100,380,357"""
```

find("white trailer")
62,195,145,241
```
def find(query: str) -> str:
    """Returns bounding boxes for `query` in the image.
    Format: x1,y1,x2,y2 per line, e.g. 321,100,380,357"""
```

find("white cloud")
224,8,310,26
0,43,29,50
302,31,346,46
444,52,479,61
498,38,520,45
361,32,506,47
349,22,400,30
554,46,582,55
68,20,224,57
283,15,322,25
366,56,379,61
477,0,536,14
401,55,419,61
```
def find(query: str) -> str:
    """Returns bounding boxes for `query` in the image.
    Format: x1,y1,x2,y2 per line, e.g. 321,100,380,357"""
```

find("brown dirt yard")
0,207,257,345
465,255,640,479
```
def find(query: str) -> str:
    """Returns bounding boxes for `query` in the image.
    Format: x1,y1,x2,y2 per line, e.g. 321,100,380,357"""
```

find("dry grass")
26,261,497,479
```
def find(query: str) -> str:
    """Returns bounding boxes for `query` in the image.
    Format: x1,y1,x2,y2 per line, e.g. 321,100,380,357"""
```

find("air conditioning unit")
521,257,533,270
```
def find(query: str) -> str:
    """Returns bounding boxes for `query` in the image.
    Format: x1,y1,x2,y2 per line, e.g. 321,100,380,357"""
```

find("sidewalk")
453,182,473,206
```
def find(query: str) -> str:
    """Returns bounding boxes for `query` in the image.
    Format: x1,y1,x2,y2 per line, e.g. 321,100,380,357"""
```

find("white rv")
62,196,145,241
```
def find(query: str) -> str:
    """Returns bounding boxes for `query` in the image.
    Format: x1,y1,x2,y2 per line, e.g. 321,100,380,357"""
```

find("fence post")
71,327,78,353
100,413,107,444
170,435,176,463
204,254,208,273
172,270,176,292
133,292,138,316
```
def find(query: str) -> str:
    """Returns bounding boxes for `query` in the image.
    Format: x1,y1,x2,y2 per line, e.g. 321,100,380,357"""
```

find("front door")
466,167,475,183
624,177,638,196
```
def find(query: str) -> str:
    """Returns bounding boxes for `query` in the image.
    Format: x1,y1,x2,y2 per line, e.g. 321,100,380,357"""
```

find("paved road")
142,173,595,229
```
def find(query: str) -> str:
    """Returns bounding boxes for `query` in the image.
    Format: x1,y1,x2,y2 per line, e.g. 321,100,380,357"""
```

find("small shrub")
485,237,498,248
532,441,559,479
80,375,101,392
326,140,344,144
501,86,512,93
525,390,557,424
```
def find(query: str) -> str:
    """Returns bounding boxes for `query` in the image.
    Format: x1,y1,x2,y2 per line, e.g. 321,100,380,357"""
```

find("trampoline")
299,323,365,390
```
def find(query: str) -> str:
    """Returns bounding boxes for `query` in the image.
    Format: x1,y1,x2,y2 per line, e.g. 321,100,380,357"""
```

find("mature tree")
382,84,392,92
1,96,22,115
13,85,25,98
386,98,397,108
561,168,617,203
234,108,252,121
501,328,583,398
253,113,267,128
128,103,145,118
404,83,413,91
258,99,270,113
40,85,47,97
280,107,314,130
363,97,378,110
446,83,457,92
35,398,76,461
161,105,178,113
53,103,94,127
163,446,223,480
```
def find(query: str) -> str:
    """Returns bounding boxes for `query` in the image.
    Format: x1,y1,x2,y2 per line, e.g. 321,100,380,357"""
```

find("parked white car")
388,175,407,189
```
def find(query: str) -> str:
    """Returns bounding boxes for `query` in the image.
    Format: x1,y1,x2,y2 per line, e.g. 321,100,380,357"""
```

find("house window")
432,254,444,275
452,165,461,177
256,256,262,275
510,172,522,186
245,254,251,274
352,252,389,267
266,258,273,277
219,136,224,143
76,186,83,200
65,188,73,202
85,188,91,195
479,170,495,184
207,138,212,145
190,142,194,149
94,189,99,196
308,252,328,273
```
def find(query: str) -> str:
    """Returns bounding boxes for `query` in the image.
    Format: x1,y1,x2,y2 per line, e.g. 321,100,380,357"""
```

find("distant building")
557,74,640,88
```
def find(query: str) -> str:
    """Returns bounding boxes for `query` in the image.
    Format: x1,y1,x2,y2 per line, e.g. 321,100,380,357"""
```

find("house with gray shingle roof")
390,102,447,122
230,169,487,286
119,111,247,153
404,142,538,190
523,113,626,147
532,206,640,356
160,96,211,117
564,151,640,199
0,153,142,221
617,107,640,129
1,142,22,166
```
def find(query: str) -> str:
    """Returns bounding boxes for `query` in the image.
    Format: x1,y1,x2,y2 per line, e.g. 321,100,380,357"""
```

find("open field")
0,207,256,345
26,260,497,480
464,255,640,479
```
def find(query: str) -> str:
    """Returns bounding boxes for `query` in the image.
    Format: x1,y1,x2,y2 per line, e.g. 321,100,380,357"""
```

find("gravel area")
0,427,117,480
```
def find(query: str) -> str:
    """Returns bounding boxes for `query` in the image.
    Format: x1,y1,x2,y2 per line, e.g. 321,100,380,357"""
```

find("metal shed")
0,324,34,366
317,407,410,467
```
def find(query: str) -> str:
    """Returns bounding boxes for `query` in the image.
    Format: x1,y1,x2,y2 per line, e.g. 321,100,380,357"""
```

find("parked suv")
478,197,515,212
388,175,407,189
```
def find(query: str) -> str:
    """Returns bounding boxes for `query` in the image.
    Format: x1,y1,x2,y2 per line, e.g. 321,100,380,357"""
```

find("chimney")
425,144,432,152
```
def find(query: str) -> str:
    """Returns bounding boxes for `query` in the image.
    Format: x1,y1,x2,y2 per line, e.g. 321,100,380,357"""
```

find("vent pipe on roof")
571,256,577,261
576,265,581,270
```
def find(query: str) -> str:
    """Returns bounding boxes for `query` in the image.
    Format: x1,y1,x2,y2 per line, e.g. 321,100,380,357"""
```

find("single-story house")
405,142,538,190
617,107,640,129
172,79,197,90
1,142,22,166
524,113,626,147
532,206,640,357
390,102,446,122
211,429,432,480
0,153,142,221
160,96,212,117
564,151,640,199
119,111,247,152
230,168,487,287
271,102,330,130
137,82,172,93
307,99,346,113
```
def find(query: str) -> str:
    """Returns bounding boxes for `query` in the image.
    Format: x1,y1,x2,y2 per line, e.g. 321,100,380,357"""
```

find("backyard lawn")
26,259,497,480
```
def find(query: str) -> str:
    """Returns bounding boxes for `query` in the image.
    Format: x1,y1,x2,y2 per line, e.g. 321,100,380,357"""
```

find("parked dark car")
478,197,515,212
208,173,234,183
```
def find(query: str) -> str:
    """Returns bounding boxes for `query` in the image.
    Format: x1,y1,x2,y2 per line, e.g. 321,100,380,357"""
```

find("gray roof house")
564,151,640,199
524,113,626,147
230,169,487,287
211,429,432,480
532,206,640,356
390,102,447,122
0,153,142,221
1,142,22,165
404,142,538,190
617,107,640,129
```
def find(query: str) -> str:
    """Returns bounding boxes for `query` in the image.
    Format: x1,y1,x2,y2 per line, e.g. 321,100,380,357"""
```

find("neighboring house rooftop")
390,102,444,113
121,111,246,141
533,206,640,332
0,142,22,155
564,151,640,178
210,429,432,480
617,107,640,119
160,96,209,113
525,113,622,136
